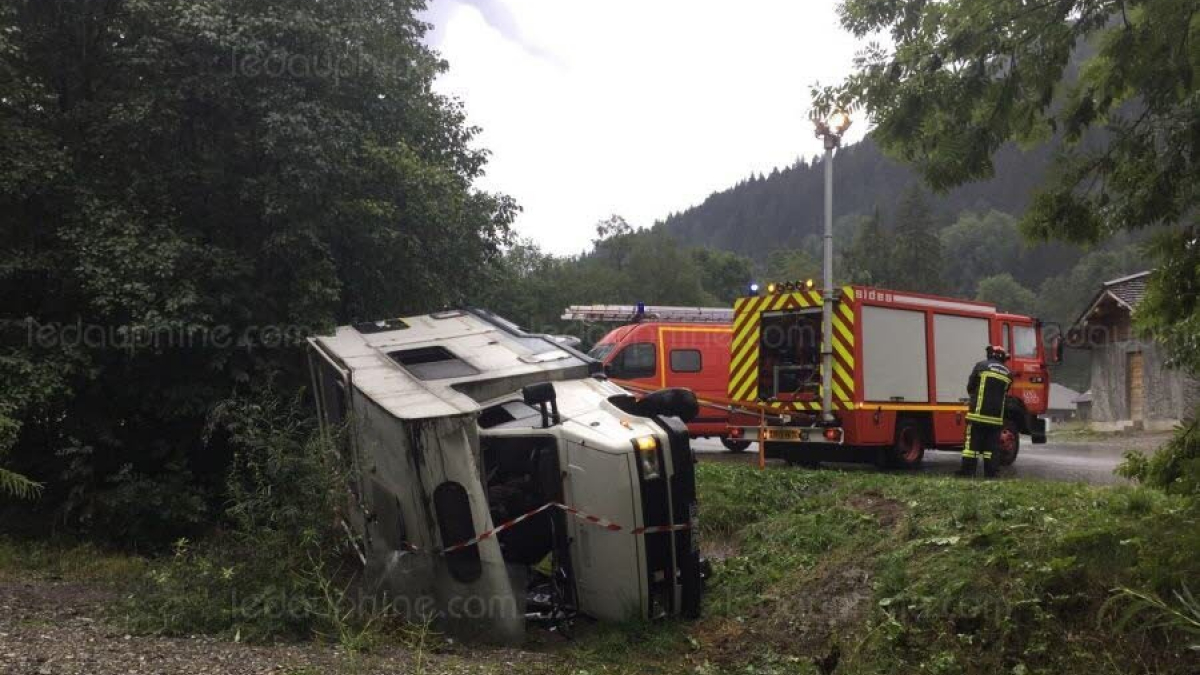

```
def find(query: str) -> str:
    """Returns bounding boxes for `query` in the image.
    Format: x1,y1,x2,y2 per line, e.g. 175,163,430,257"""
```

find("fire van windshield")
588,343,615,360
759,310,823,399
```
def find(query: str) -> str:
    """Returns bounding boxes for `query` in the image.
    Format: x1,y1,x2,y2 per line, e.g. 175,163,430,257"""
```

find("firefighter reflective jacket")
965,358,1012,426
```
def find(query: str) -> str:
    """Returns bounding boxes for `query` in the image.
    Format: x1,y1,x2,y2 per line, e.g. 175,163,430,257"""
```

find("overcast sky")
420,0,869,254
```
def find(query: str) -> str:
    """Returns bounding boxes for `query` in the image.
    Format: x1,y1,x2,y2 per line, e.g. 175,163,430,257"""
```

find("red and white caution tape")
441,502,559,554
556,503,623,532
403,502,691,555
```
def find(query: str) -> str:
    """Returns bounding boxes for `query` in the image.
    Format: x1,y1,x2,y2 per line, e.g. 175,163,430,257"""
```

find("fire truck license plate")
765,428,806,441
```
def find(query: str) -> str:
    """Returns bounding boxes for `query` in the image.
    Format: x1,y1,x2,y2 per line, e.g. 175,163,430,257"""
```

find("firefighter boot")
956,457,978,477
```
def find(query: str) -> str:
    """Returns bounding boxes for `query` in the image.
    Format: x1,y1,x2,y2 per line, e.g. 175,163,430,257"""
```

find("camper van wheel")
997,419,1021,466
889,419,926,469
721,438,751,453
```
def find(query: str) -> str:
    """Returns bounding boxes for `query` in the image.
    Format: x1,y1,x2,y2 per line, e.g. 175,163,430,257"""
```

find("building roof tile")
1072,270,1152,330
1103,271,1151,308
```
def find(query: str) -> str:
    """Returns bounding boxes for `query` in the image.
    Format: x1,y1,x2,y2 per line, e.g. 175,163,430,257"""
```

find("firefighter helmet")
986,345,1009,362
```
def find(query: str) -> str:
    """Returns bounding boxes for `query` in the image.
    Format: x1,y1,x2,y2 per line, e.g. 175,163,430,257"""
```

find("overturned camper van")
307,309,702,642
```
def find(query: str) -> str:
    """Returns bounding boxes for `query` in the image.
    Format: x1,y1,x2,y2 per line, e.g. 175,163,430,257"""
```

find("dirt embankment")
0,579,541,675
694,489,906,674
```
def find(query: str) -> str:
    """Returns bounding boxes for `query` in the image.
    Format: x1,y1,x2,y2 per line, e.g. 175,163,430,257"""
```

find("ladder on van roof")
561,304,734,324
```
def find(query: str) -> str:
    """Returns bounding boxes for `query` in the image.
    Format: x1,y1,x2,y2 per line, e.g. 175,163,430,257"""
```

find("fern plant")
1104,584,1200,652
0,466,42,500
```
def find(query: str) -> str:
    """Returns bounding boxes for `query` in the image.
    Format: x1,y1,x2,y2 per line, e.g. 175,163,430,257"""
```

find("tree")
1136,230,1200,374
844,207,892,285
0,0,513,539
976,274,1037,315
823,0,1198,373
1034,244,1149,327
890,186,944,293
940,211,1023,296
478,239,578,334
765,248,821,285
691,248,754,303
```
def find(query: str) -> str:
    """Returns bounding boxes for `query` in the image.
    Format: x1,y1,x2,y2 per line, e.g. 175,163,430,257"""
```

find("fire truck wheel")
890,420,926,469
721,438,752,453
997,419,1021,466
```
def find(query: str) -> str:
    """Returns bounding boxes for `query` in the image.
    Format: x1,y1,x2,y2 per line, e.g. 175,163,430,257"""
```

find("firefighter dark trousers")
961,422,1001,477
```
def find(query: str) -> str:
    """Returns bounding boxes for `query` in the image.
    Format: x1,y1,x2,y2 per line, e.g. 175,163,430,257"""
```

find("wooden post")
758,406,767,470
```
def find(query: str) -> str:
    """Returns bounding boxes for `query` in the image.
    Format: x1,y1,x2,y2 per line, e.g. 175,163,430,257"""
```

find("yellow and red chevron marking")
830,285,856,407
727,286,857,410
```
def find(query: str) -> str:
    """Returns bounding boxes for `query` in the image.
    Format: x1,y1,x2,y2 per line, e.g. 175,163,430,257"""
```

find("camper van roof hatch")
389,346,480,380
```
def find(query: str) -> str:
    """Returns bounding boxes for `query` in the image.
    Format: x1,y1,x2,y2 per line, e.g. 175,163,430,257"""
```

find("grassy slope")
0,538,145,584
2,465,1196,675
548,464,1199,675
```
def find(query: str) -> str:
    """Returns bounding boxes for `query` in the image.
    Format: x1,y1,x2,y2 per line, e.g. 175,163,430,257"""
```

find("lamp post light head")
813,110,852,149
830,110,851,134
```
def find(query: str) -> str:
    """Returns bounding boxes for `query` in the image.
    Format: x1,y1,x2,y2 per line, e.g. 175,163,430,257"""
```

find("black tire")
997,419,1021,466
889,419,926,469
721,438,751,453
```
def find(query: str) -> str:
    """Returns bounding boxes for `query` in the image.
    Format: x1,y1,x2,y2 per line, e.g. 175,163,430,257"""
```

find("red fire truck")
725,284,1057,467
562,305,752,451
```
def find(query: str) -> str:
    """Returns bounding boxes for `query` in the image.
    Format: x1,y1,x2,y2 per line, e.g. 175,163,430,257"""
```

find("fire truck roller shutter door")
934,314,990,403
861,306,928,403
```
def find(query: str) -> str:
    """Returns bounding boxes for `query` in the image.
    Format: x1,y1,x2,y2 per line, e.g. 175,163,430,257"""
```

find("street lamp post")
813,111,851,422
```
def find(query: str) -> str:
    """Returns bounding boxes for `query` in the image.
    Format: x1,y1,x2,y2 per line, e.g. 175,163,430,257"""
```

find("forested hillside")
639,136,1156,390
658,137,1054,254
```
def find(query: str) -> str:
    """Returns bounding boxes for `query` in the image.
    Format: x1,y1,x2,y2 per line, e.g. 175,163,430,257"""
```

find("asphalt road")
693,432,1172,485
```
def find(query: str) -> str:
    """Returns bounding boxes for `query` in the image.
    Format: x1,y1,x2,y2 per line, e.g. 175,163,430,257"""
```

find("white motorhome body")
307,309,701,642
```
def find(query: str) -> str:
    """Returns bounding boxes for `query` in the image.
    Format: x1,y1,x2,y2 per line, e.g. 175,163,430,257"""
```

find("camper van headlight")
633,436,661,480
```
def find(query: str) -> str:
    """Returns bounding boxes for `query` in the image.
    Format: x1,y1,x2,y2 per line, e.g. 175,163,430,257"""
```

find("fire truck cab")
726,285,1051,467
563,305,750,451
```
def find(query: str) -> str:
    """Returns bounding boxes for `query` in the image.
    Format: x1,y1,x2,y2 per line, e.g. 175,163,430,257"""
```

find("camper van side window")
433,482,482,583
670,349,702,373
612,343,656,379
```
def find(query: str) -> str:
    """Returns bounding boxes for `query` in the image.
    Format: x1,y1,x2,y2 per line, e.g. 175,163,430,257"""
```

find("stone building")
1072,271,1199,431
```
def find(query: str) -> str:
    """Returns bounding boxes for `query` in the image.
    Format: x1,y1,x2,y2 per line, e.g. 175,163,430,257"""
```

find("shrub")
1118,416,1200,497
125,388,352,641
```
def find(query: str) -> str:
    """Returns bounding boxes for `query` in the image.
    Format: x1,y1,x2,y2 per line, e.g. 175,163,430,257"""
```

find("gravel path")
0,580,545,675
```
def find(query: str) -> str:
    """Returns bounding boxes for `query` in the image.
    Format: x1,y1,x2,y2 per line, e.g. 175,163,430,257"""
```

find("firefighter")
958,345,1013,478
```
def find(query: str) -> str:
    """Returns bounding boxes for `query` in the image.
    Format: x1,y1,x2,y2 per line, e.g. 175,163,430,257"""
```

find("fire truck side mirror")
1048,335,1065,365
